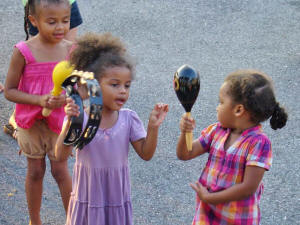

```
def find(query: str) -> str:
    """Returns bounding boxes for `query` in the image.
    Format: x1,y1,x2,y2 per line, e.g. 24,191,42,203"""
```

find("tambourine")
62,70,103,150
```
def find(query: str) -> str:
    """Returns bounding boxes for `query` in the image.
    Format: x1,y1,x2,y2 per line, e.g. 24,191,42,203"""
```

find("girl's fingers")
65,102,80,116
182,119,194,130
162,104,169,112
154,103,169,112
66,97,74,104
190,183,199,192
190,181,202,191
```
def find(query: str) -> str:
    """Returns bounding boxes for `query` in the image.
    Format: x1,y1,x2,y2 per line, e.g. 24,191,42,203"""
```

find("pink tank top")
15,41,73,134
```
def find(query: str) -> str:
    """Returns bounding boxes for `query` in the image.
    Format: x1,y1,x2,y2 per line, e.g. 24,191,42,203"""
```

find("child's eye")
111,83,118,87
125,84,131,88
49,21,55,25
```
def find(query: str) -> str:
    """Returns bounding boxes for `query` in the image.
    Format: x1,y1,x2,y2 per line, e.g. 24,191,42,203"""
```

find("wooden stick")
185,112,193,151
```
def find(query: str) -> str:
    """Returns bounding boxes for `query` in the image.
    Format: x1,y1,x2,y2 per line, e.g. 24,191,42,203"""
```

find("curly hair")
69,32,135,80
225,69,288,130
24,0,70,40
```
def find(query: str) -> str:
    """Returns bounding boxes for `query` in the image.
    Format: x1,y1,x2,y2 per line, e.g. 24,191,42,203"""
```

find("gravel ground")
0,0,299,224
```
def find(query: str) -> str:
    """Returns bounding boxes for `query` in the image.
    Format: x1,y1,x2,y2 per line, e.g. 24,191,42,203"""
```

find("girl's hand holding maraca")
176,114,206,160
46,94,67,109
38,93,66,109
148,103,169,128
42,61,74,116
180,113,196,134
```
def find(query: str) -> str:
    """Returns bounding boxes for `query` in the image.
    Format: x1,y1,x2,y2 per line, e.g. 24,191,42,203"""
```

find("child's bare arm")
176,113,206,160
4,48,36,103
190,166,266,205
5,48,42,105
55,98,79,161
55,118,73,161
4,48,63,108
131,103,168,161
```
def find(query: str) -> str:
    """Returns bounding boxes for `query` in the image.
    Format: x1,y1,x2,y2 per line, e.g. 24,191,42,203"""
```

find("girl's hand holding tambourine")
64,97,80,118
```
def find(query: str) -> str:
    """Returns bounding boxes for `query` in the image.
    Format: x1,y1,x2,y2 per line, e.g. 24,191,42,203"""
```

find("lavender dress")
66,109,146,225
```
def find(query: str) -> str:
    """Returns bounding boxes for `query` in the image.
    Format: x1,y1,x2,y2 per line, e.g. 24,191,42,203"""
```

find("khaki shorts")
17,120,58,161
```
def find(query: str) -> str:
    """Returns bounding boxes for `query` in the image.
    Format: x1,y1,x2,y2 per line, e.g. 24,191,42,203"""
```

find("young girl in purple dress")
55,32,169,225
177,70,288,224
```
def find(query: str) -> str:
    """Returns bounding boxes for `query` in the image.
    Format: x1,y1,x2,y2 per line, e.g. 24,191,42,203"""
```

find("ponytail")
270,102,288,130
24,0,31,40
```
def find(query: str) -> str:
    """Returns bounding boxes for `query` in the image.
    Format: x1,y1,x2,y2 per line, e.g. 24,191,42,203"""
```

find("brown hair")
70,32,135,80
225,69,288,130
24,0,70,40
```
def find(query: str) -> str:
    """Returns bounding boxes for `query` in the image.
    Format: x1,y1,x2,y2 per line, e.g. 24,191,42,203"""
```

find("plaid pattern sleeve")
246,135,272,170
193,123,272,225
199,123,218,152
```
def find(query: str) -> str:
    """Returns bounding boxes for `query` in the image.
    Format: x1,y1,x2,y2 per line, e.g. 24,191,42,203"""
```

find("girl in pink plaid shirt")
177,69,288,225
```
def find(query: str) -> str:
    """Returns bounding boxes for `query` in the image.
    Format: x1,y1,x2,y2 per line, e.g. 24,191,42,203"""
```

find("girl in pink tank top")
4,1,73,224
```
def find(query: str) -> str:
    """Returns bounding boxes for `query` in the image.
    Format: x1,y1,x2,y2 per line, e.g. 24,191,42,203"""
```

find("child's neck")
223,111,259,150
99,109,119,130
231,120,258,135
33,34,62,47
27,36,70,62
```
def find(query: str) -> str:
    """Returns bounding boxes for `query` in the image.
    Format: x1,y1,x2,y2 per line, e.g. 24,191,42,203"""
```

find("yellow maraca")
42,60,74,117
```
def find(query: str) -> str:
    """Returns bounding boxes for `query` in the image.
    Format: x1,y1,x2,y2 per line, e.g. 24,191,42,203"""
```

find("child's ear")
234,104,245,117
28,15,38,28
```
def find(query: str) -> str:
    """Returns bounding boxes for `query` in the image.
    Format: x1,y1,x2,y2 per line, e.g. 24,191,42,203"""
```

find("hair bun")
270,103,288,130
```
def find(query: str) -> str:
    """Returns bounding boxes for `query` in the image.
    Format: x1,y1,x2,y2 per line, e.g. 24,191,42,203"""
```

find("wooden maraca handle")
42,91,59,117
185,112,193,151
42,107,52,117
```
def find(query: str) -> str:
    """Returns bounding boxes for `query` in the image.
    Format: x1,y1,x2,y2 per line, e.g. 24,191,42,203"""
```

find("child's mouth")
54,33,65,39
115,98,126,106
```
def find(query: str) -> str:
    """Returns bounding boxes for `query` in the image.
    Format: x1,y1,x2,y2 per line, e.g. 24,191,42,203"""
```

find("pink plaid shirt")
192,123,272,225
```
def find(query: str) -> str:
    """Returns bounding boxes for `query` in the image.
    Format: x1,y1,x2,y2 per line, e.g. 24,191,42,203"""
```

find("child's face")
216,82,236,128
99,66,132,112
29,1,70,43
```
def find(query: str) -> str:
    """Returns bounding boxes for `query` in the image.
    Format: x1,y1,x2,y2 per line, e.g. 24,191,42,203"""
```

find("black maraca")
174,64,200,151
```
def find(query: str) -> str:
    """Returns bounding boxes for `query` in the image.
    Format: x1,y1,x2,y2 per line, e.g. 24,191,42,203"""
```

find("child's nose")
56,22,64,30
119,86,126,93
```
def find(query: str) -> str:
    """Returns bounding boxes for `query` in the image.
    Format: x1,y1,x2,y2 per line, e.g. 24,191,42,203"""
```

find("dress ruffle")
66,198,132,225
66,164,132,225
71,164,131,207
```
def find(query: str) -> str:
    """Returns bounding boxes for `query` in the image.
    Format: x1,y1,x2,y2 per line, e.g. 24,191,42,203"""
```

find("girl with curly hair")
55,32,169,225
